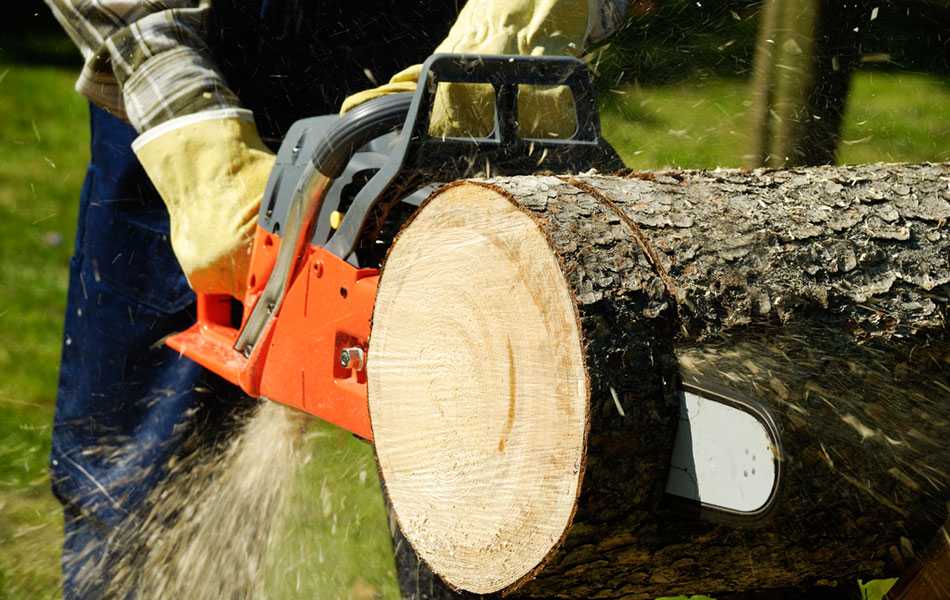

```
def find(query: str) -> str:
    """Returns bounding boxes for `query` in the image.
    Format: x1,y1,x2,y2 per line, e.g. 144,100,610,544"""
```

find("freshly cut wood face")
368,184,589,594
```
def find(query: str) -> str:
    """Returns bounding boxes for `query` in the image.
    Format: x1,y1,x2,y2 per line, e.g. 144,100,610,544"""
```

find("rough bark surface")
386,162,949,599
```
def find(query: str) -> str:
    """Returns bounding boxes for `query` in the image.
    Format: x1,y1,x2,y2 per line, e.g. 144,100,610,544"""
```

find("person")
43,0,631,596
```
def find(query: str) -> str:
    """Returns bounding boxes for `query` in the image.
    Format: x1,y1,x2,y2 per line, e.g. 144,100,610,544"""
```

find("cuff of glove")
132,108,256,152
132,110,275,299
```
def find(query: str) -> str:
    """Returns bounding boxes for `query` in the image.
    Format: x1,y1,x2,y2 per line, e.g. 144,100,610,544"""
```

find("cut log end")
372,165,949,598
368,184,589,594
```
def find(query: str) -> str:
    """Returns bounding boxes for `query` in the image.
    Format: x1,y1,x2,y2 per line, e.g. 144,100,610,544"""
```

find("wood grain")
369,185,589,593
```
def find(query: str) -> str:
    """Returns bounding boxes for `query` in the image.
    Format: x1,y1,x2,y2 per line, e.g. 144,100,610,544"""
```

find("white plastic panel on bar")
665,389,778,514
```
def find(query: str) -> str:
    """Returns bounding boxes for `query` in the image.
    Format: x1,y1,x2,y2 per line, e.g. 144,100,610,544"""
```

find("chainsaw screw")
313,261,324,277
340,347,365,372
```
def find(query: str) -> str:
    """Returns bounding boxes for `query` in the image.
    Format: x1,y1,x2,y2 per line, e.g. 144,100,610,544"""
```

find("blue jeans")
51,105,249,597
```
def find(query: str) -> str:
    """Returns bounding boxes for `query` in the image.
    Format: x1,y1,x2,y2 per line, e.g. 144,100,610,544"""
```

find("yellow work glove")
132,111,275,299
340,0,597,138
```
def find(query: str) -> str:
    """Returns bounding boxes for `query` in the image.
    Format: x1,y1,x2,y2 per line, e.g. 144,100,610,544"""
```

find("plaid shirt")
46,0,630,134
45,0,239,133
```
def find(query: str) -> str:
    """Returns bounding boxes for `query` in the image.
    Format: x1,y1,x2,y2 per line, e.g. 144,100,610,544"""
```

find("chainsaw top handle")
312,92,414,179
323,53,613,260
407,53,602,149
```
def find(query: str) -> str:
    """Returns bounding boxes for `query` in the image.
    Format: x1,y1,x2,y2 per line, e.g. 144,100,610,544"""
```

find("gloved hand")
341,0,604,138
132,111,275,299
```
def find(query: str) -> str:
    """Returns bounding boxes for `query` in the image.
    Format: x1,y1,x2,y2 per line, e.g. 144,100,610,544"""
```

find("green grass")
0,51,944,598
600,71,950,169
0,58,88,599
262,422,401,599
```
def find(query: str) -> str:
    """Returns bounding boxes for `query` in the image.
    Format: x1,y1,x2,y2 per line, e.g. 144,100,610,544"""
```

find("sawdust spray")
97,401,309,599
73,396,395,599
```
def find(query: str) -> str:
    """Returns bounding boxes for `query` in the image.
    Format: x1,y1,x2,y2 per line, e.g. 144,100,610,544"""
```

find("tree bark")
372,162,949,599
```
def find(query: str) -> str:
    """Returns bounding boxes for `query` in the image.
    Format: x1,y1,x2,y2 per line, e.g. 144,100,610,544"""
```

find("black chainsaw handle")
235,93,413,355
312,92,413,179
405,53,602,151
323,53,612,260
309,51,602,180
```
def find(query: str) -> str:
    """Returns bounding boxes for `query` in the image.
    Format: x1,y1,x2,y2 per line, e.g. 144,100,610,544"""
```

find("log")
368,162,950,599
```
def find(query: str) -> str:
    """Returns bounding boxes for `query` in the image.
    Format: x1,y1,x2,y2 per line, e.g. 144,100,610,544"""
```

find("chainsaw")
166,54,782,521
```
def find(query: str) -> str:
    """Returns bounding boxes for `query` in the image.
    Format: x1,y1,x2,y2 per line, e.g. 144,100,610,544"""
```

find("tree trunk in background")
746,0,865,167
374,163,949,599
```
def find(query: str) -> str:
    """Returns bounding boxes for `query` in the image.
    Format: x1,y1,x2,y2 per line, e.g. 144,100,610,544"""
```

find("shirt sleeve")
44,0,242,133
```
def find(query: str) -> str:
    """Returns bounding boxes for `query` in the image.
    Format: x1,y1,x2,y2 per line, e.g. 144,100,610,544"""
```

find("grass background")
0,23,947,600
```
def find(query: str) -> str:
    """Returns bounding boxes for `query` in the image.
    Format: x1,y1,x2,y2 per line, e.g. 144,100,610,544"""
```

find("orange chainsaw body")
163,54,612,444
166,226,377,440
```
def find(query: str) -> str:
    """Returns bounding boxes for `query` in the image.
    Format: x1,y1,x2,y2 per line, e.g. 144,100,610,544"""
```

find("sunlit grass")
0,59,86,599
837,72,950,165
600,70,950,170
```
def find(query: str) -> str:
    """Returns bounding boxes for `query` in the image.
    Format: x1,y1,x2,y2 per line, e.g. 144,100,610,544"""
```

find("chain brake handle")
409,54,602,153
323,53,610,261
